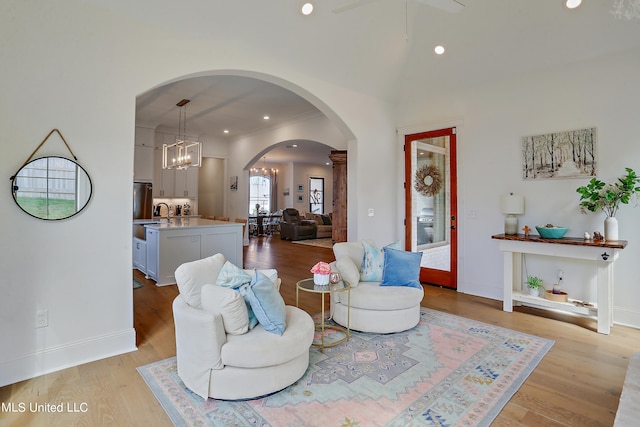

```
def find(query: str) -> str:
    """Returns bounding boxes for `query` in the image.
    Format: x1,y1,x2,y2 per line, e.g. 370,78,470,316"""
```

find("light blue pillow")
245,270,287,335
216,261,252,289
360,240,402,282
215,261,258,328
236,288,259,330
380,247,423,289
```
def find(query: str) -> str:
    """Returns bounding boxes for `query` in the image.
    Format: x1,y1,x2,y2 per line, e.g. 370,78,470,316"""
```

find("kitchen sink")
133,220,170,225
133,221,169,240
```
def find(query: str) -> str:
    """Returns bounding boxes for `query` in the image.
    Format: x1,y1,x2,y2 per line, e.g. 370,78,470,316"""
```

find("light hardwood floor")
1,236,638,426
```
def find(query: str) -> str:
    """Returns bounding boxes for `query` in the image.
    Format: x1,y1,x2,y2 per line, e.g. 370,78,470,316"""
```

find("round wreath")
414,164,443,197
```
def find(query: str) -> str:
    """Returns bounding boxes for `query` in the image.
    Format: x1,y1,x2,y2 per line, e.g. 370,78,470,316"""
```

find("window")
249,174,272,215
309,177,324,214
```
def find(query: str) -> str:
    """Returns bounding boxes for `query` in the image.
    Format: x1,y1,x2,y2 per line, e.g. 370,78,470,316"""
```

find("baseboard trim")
0,328,137,387
614,306,640,330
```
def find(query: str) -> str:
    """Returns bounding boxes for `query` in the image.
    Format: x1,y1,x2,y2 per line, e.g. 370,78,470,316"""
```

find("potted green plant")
576,167,640,241
526,275,544,297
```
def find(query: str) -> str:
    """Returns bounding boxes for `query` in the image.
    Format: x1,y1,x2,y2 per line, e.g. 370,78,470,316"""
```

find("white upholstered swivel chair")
330,241,424,334
172,254,315,400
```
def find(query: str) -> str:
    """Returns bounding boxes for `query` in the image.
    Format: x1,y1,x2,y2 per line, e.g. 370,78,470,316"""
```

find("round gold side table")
296,278,350,352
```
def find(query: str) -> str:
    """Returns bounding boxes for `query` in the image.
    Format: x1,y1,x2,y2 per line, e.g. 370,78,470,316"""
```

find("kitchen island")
144,218,242,286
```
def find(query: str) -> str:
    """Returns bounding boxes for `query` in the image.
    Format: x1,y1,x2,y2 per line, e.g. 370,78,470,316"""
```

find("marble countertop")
142,218,241,230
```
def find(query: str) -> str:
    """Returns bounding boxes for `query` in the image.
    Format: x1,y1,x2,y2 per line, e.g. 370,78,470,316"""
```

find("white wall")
397,47,640,328
296,164,333,214
0,1,396,385
198,157,226,218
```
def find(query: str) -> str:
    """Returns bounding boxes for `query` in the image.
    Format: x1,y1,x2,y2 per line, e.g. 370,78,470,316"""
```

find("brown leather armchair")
280,208,317,241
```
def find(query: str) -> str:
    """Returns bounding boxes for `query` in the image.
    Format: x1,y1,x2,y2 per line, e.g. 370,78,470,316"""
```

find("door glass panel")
410,136,450,272
309,177,324,213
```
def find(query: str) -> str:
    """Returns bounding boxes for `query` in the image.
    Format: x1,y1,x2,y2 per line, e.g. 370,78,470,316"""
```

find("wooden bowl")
544,290,568,302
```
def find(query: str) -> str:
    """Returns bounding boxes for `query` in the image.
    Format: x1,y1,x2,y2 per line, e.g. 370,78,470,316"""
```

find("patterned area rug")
290,238,333,248
137,308,553,426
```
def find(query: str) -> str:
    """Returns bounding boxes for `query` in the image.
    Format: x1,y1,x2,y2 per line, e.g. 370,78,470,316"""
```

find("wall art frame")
522,127,597,180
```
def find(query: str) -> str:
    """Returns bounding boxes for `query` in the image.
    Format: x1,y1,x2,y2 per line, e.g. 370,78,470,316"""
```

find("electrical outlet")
35,309,48,328
368,208,374,217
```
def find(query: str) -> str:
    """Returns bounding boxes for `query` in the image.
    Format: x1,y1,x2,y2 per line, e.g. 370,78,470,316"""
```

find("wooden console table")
492,233,627,334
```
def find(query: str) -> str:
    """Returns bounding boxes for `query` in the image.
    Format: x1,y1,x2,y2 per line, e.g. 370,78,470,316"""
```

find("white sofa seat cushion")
221,306,314,369
334,281,424,311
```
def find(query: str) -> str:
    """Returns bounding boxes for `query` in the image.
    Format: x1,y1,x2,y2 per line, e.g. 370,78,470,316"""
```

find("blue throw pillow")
380,247,423,289
215,261,258,328
360,240,402,282
244,270,287,335
216,261,252,289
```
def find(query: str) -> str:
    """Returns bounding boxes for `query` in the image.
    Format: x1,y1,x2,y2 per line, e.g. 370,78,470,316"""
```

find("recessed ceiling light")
434,45,445,55
223,129,229,134
565,0,581,9
292,144,298,148
263,115,270,120
301,3,314,15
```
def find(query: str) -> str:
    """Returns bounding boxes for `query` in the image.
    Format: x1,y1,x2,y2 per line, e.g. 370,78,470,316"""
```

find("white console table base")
494,234,627,335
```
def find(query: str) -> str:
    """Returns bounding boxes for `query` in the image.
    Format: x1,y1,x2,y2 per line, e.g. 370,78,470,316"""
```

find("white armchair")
172,254,315,400
330,241,424,334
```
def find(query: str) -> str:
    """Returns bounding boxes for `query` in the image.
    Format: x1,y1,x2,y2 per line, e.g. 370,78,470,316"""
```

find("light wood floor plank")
0,235,638,426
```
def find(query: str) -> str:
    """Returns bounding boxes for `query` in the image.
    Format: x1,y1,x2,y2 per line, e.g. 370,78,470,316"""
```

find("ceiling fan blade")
415,0,465,13
331,0,382,14
331,0,465,14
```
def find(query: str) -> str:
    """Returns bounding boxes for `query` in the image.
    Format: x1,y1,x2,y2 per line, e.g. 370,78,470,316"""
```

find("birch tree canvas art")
522,127,597,180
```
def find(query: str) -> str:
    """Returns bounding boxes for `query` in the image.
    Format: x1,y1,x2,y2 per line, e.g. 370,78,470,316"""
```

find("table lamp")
500,193,525,235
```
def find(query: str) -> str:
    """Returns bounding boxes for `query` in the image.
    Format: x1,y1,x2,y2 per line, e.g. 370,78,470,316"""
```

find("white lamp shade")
500,194,525,215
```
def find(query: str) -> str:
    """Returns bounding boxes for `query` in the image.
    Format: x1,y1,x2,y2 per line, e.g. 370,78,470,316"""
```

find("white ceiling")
125,0,640,165
135,75,333,165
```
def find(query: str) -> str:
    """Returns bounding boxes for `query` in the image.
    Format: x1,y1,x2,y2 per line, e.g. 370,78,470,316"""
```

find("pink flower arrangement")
310,262,331,275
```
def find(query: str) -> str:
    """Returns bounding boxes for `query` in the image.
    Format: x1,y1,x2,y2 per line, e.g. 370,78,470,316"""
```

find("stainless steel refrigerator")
133,182,153,220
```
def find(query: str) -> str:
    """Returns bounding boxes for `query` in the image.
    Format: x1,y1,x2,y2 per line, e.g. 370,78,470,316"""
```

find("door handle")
451,225,456,230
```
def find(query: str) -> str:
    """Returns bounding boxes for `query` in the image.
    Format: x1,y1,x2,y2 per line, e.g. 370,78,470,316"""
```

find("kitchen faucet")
157,202,171,220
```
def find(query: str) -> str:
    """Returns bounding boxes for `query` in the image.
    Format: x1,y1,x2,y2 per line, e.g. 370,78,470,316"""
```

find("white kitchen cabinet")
134,145,154,182
134,126,155,182
152,132,198,198
174,167,198,198
145,228,159,281
153,145,175,198
132,237,147,274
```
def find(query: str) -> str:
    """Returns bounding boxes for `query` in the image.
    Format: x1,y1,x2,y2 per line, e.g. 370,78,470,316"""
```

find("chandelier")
162,99,202,170
250,156,278,177
611,0,640,19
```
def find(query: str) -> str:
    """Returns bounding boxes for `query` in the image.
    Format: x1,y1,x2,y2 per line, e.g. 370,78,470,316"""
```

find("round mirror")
11,156,92,220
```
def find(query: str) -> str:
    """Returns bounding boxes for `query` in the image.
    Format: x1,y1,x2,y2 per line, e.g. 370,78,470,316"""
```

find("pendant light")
162,99,202,170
